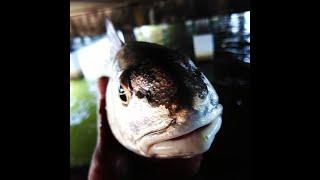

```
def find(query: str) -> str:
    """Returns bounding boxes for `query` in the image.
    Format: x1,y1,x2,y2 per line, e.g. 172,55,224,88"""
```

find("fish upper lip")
135,119,177,142
159,104,222,141
157,116,216,142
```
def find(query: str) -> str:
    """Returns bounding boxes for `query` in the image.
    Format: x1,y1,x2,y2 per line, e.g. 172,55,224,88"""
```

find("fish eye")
119,84,130,105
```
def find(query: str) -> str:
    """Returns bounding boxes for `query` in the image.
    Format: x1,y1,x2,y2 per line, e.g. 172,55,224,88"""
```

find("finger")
98,76,109,99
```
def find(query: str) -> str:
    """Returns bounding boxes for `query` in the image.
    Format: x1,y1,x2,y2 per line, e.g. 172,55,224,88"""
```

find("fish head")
105,41,222,158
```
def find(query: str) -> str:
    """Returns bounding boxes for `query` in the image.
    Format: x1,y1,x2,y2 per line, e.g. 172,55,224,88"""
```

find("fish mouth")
135,104,223,158
146,115,222,158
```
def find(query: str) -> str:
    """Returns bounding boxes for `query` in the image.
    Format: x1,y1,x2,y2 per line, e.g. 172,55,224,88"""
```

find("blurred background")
70,0,250,179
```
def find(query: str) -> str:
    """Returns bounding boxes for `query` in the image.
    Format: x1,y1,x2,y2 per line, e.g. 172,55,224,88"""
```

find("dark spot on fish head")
136,91,145,99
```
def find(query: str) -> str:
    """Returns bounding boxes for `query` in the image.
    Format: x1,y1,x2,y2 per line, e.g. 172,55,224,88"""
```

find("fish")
99,20,223,159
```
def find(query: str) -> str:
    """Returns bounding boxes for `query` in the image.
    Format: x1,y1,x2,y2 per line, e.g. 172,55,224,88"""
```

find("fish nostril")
171,119,176,125
169,119,177,126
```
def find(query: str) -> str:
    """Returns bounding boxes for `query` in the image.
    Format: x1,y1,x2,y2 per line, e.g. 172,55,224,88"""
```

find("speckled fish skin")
103,21,222,159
